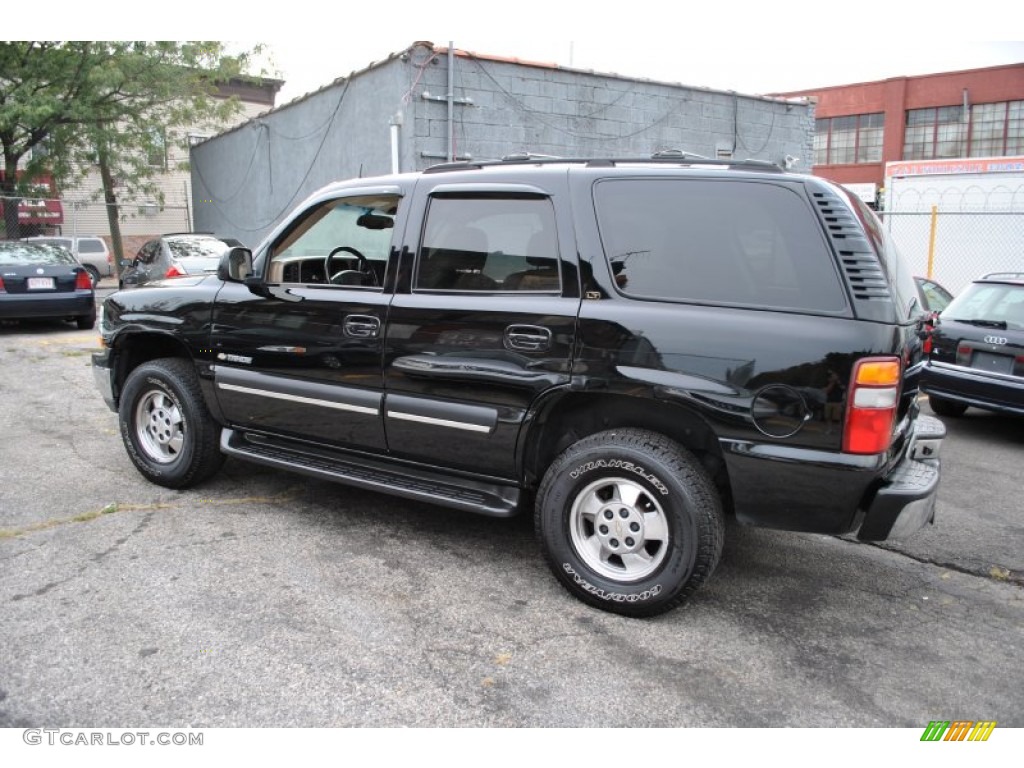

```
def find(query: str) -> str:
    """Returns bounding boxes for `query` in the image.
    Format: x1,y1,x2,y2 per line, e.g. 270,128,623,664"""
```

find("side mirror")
218,247,254,282
119,259,134,269
219,247,270,298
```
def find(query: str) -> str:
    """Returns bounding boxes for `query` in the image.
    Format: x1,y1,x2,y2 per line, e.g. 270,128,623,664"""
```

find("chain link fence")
1,195,192,258
5,195,1024,298
882,210,1024,295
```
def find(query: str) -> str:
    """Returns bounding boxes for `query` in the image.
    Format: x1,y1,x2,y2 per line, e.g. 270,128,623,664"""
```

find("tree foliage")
0,41,264,249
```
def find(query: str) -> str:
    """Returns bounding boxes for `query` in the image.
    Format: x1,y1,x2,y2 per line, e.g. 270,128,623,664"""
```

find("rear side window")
416,196,561,292
78,239,107,253
593,179,847,312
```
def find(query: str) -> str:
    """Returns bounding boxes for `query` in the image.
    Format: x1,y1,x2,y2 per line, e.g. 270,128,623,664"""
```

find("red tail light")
922,334,933,355
843,357,901,455
0,276,5,292
165,264,185,278
75,270,92,290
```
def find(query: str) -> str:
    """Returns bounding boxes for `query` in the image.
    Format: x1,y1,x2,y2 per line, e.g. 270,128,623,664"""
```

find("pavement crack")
0,502,173,540
847,537,1024,588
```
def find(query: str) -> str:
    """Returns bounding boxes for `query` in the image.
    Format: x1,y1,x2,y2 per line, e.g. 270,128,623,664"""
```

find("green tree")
0,41,264,261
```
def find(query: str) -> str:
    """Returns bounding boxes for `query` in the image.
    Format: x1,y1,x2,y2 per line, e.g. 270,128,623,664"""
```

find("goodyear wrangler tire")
119,358,225,489
535,428,724,617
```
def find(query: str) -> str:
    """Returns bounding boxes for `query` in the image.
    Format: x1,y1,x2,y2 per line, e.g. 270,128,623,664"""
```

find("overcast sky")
231,1,1024,106
265,38,1024,106
24,2,1024,107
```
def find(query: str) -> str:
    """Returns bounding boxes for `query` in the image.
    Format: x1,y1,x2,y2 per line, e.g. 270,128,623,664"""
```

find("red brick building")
773,63,1024,200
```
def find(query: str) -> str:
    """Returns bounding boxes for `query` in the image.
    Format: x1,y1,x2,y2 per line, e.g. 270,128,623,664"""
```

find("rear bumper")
0,293,94,320
921,361,1024,416
722,413,945,538
856,414,945,541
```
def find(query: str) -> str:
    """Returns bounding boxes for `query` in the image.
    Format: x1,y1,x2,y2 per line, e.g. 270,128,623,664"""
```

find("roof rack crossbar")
424,156,784,173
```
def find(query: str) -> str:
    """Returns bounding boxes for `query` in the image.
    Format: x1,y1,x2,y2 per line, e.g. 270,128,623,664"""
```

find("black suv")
92,157,944,616
922,272,1024,417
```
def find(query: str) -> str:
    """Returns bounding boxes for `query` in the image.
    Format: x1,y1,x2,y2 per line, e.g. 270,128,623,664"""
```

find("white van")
22,235,112,286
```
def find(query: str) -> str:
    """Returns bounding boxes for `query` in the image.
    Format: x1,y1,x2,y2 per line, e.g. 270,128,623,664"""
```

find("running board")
220,428,522,517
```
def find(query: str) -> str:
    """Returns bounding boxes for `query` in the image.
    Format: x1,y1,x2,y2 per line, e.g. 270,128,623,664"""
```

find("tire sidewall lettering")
561,562,663,603
568,459,670,496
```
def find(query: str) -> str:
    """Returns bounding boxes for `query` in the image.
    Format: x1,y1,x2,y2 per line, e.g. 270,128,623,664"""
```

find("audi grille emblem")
984,335,1008,345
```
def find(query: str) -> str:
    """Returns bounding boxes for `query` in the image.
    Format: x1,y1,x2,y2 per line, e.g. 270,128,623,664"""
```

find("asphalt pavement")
0,314,1021,729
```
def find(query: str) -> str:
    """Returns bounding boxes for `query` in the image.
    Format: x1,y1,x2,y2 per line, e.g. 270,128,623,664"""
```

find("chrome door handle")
343,315,381,338
505,325,552,352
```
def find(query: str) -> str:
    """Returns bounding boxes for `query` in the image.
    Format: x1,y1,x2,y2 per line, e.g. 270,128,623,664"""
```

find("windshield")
944,282,1024,330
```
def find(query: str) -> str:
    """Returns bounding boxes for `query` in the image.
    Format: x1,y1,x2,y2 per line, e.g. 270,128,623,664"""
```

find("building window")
968,100,1024,157
147,129,167,169
904,101,1024,160
856,112,884,163
1009,101,1024,155
814,113,884,165
904,107,968,160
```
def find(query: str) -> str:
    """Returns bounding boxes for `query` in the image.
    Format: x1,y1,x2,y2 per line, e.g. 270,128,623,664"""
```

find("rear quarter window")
78,239,107,253
593,178,847,312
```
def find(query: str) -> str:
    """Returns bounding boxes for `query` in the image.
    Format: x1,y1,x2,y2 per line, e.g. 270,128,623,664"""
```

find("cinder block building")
192,41,814,247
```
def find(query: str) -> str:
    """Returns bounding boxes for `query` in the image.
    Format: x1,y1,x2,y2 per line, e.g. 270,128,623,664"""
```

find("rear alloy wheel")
535,428,724,617
118,358,224,488
928,395,968,418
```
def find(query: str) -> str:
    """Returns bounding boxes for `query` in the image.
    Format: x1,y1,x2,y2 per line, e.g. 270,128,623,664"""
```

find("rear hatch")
173,255,221,276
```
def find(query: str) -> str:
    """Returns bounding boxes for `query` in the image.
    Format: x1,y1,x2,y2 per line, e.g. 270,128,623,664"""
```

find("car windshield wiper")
949,318,1008,329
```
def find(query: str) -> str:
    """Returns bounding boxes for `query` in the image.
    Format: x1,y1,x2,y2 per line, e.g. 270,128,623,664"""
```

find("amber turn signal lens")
854,359,900,386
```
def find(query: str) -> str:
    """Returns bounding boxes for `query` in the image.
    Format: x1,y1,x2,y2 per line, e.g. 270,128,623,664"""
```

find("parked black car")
922,272,1024,417
119,233,232,289
0,240,95,329
93,156,945,616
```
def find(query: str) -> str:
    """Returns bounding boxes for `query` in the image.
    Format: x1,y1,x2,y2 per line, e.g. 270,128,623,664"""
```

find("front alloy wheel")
134,388,185,464
118,358,224,488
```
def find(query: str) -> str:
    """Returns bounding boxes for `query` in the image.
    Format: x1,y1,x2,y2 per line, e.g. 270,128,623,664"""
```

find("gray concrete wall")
414,50,813,168
191,58,409,247
193,43,814,247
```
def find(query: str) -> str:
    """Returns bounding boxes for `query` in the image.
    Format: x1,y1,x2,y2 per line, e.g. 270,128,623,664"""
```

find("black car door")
383,177,580,478
209,187,407,452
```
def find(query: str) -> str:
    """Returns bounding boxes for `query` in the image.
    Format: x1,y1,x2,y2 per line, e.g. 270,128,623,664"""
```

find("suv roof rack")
424,155,784,174
981,272,1024,281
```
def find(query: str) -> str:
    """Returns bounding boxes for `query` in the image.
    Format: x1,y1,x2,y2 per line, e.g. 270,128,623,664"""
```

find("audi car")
921,272,1024,417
